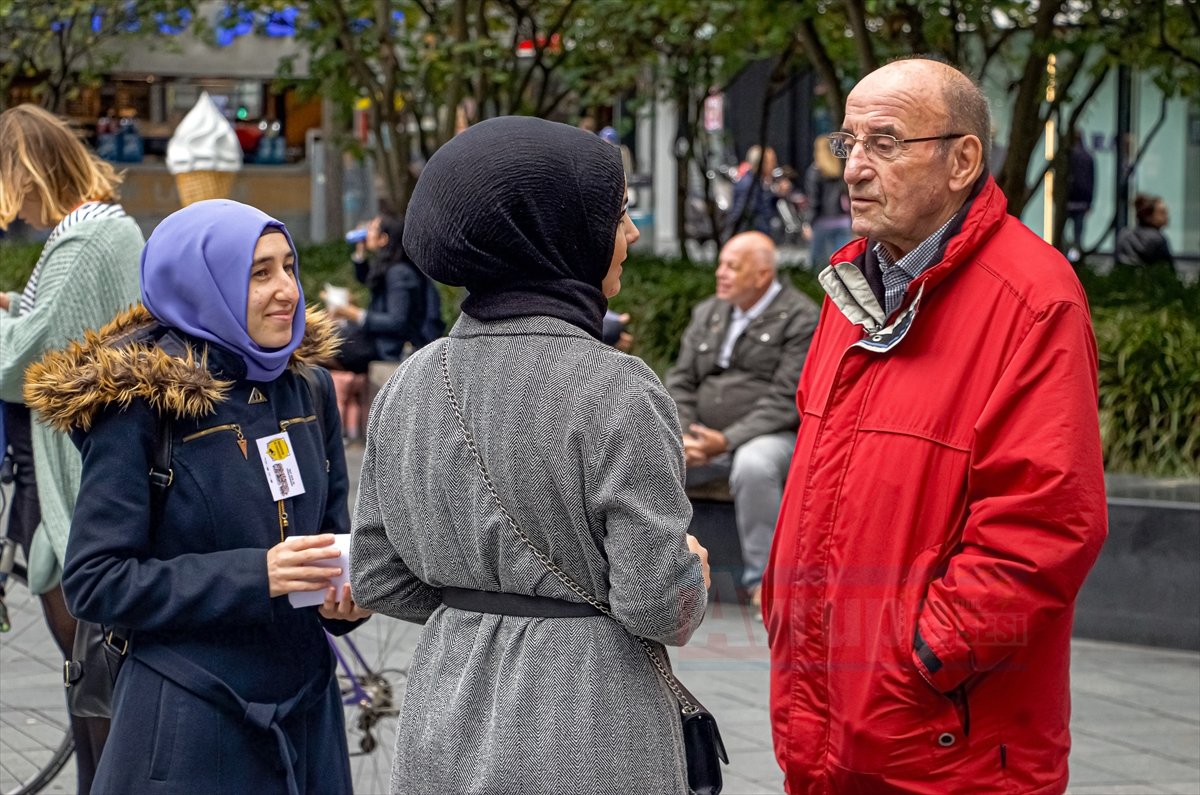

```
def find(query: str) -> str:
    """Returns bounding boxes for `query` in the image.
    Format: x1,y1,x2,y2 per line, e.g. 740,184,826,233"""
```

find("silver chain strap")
440,344,699,715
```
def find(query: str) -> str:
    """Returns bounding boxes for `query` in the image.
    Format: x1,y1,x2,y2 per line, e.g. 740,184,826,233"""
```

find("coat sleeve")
349,421,442,624
63,401,275,632
315,366,350,535
721,299,817,451
586,366,707,646
0,238,84,401
913,301,1108,693
311,365,362,636
361,264,423,345
663,303,707,430
352,255,369,285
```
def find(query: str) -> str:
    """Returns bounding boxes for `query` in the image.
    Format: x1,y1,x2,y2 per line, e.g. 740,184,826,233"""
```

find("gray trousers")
686,431,796,587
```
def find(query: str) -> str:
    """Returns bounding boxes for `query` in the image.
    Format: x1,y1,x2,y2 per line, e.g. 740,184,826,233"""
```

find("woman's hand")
332,303,365,324
0,293,9,311
267,534,342,597
686,534,711,590
319,582,372,621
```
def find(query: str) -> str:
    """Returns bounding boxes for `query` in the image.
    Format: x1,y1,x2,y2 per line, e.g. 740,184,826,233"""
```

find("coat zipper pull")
277,501,289,542
235,427,248,459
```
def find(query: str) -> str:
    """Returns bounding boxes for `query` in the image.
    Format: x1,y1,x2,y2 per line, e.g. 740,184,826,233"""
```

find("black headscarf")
403,116,625,339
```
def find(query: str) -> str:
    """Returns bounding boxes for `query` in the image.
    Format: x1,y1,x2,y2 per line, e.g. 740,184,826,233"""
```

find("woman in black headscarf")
349,116,711,794
326,212,444,438
329,212,444,369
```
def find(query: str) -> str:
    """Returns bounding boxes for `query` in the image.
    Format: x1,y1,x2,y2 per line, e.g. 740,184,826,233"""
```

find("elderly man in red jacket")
763,57,1108,795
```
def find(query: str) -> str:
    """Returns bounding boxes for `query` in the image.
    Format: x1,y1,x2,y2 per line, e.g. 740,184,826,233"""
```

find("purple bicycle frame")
327,630,375,706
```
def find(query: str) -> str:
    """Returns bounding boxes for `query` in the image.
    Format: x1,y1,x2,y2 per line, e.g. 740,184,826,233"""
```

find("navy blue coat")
355,257,442,360
44,311,356,795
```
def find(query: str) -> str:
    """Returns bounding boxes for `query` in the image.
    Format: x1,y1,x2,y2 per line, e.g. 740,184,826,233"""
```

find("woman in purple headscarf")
24,199,367,795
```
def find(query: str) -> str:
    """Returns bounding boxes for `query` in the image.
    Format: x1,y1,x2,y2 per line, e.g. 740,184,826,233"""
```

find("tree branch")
997,0,1065,211
1087,93,1171,259
794,16,843,121
843,0,877,74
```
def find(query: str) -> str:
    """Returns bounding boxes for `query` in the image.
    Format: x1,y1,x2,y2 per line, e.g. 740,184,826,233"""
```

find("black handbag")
63,411,173,718
332,322,377,374
441,345,728,793
63,622,129,718
681,698,729,795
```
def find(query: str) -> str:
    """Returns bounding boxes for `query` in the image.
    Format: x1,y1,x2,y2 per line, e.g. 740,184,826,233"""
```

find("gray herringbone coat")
350,314,709,795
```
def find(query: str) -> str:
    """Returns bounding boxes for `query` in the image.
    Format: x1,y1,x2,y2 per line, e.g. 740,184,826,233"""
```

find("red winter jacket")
763,176,1107,795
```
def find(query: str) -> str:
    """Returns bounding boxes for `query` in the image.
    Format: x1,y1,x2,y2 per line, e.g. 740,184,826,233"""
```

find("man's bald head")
841,58,989,257
854,58,992,167
716,231,778,310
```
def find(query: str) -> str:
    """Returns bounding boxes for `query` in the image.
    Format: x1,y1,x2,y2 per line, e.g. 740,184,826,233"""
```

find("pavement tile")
1083,752,1200,786
3,457,1199,795
722,770,783,795
1069,759,1130,787
1074,726,1200,766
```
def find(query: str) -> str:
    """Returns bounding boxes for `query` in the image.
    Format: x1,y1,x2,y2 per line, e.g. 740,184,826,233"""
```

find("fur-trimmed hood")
24,304,341,433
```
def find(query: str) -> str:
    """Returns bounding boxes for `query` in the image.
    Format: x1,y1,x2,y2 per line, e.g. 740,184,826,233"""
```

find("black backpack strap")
105,409,172,661
295,364,326,424
148,410,174,519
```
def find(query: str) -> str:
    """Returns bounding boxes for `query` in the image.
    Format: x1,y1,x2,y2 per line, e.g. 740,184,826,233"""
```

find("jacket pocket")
737,325,786,378
181,422,248,459
148,678,179,781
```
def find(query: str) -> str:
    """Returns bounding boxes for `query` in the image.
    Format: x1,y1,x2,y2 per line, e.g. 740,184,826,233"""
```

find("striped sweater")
1,212,143,593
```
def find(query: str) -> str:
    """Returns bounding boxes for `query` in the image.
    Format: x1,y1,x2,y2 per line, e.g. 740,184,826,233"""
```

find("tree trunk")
795,18,843,125
996,0,1065,212
843,0,878,75
321,96,345,240
674,89,692,262
438,0,469,145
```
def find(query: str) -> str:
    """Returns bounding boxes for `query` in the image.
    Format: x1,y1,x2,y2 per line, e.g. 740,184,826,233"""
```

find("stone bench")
1075,495,1200,650
685,480,745,603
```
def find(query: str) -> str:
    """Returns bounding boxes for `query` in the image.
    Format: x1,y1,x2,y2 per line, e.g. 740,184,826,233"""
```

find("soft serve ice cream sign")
167,92,244,207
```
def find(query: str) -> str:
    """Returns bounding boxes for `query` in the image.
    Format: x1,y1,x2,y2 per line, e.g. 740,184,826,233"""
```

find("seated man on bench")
666,231,819,606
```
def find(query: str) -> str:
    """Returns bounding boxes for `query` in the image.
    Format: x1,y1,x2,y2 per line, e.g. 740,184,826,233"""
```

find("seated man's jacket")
666,282,819,450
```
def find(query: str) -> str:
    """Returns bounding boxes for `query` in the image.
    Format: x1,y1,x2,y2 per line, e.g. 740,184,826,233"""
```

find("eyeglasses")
827,132,968,161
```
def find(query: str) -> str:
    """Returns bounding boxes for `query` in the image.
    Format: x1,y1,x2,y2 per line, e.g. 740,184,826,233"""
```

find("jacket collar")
23,304,341,433
821,172,1007,333
448,313,598,341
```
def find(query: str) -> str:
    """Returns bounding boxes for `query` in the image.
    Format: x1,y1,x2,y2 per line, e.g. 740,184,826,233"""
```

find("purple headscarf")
141,199,305,382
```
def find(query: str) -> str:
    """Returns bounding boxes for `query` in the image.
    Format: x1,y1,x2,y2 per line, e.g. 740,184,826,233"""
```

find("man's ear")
949,135,984,191
758,264,776,289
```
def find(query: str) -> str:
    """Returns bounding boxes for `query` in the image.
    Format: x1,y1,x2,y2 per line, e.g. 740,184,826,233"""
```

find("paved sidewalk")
3,444,1198,794
4,595,1198,794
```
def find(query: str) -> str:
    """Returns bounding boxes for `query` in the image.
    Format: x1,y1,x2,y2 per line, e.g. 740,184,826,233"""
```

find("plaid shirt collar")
873,215,956,315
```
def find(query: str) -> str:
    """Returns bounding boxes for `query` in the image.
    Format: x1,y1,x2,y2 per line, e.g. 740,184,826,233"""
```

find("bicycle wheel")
0,560,75,795
334,615,417,794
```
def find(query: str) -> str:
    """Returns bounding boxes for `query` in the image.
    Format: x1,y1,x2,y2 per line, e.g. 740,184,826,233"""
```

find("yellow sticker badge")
256,431,307,502
266,438,290,461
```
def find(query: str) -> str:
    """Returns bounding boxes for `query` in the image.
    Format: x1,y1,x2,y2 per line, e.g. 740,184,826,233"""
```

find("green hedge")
611,254,825,375
0,242,41,291
2,238,1196,477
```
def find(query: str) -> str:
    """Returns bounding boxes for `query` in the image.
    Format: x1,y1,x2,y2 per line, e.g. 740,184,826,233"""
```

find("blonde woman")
804,136,853,270
0,103,143,793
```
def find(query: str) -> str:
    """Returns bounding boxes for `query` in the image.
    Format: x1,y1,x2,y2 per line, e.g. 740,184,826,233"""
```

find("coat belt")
442,586,602,617
134,643,330,795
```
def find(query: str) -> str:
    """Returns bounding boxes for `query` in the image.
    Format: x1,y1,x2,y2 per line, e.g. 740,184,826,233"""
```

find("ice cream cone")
175,171,236,206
